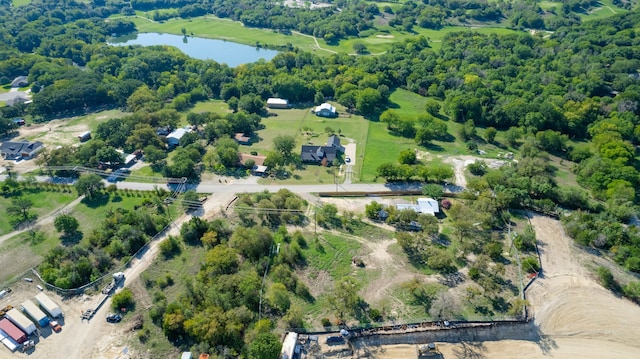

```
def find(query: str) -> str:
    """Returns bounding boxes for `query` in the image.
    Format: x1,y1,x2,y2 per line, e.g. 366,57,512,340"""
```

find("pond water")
109,32,278,67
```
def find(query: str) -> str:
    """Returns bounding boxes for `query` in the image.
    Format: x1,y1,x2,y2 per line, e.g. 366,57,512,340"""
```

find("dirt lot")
342,214,640,358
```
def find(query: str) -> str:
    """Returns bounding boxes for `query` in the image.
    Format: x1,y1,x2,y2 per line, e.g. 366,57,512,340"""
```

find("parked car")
106,313,122,323
50,320,62,332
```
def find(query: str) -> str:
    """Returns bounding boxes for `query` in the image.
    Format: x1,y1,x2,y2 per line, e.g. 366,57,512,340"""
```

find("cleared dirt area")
353,214,640,358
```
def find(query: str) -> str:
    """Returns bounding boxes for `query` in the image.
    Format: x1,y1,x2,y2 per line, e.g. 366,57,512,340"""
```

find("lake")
109,32,278,67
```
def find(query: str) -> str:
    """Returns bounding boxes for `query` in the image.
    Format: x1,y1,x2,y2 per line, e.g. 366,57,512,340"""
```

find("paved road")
0,174,423,194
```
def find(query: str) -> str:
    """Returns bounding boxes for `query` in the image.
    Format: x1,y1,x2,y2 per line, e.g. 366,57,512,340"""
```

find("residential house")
234,133,251,145
300,134,345,166
396,198,440,216
312,103,337,118
166,127,189,147
326,135,344,152
300,145,337,166
0,141,44,160
266,98,289,109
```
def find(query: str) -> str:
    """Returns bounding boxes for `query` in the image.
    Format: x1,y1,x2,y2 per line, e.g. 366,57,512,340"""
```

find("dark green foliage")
521,256,540,274
513,225,536,252
596,266,615,290
248,332,282,359
112,288,135,311
159,235,181,259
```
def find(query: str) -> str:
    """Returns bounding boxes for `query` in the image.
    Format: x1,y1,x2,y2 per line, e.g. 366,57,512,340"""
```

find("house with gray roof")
0,141,44,160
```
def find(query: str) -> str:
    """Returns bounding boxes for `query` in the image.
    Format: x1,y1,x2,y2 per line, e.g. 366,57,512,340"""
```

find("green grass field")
128,16,319,51
0,188,77,236
580,0,628,21
11,0,31,6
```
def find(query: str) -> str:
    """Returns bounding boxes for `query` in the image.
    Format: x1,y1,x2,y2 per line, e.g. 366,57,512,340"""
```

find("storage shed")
266,98,289,109
5,308,36,335
35,292,62,318
78,131,91,142
21,300,49,327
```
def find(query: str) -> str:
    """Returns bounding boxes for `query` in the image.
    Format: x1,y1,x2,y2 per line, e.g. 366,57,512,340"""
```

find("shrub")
521,256,540,274
596,266,615,290
321,318,332,328
111,288,135,311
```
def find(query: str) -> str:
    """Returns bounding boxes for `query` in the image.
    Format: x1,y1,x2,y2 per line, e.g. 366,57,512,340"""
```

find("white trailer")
5,308,36,335
35,292,62,318
21,300,49,327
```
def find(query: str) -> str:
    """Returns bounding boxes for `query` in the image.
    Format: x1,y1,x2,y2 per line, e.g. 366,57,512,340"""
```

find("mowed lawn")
130,16,318,51
245,105,370,183
0,189,77,236
361,89,428,181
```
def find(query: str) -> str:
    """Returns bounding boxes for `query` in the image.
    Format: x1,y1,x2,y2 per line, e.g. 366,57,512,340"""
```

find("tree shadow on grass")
60,231,83,246
81,193,110,208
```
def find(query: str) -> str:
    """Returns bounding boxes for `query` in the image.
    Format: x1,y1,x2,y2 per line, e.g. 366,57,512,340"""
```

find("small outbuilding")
181,352,193,359
251,165,268,176
312,103,337,118
234,133,251,145
78,131,91,142
396,198,440,216
266,98,289,109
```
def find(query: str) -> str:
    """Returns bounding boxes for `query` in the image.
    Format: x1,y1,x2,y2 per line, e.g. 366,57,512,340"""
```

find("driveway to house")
0,88,30,102
344,142,356,166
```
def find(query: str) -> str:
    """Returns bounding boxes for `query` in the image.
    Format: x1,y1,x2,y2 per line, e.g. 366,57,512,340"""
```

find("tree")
54,214,79,235
328,276,361,320
398,149,417,165
353,42,369,54
422,184,444,199
485,127,497,143
248,332,282,359
112,288,135,311
596,266,615,290
75,173,105,199
424,99,441,116
143,145,167,164
8,197,34,223
273,134,296,159
355,88,382,116
182,190,201,212
380,109,400,130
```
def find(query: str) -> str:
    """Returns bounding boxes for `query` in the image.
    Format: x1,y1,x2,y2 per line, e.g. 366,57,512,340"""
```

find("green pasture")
130,16,319,51
0,188,77,236
188,99,230,117
11,0,31,6
580,0,628,21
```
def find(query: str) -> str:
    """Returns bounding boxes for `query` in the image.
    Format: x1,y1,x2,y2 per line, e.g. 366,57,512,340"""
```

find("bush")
468,267,480,280
159,235,181,258
321,318,332,328
369,308,383,322
521,256,540,274
596,266,615,290
112,288,135,311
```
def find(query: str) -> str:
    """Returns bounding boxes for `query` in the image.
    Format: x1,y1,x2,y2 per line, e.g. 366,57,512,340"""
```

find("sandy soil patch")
375,34,395,39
